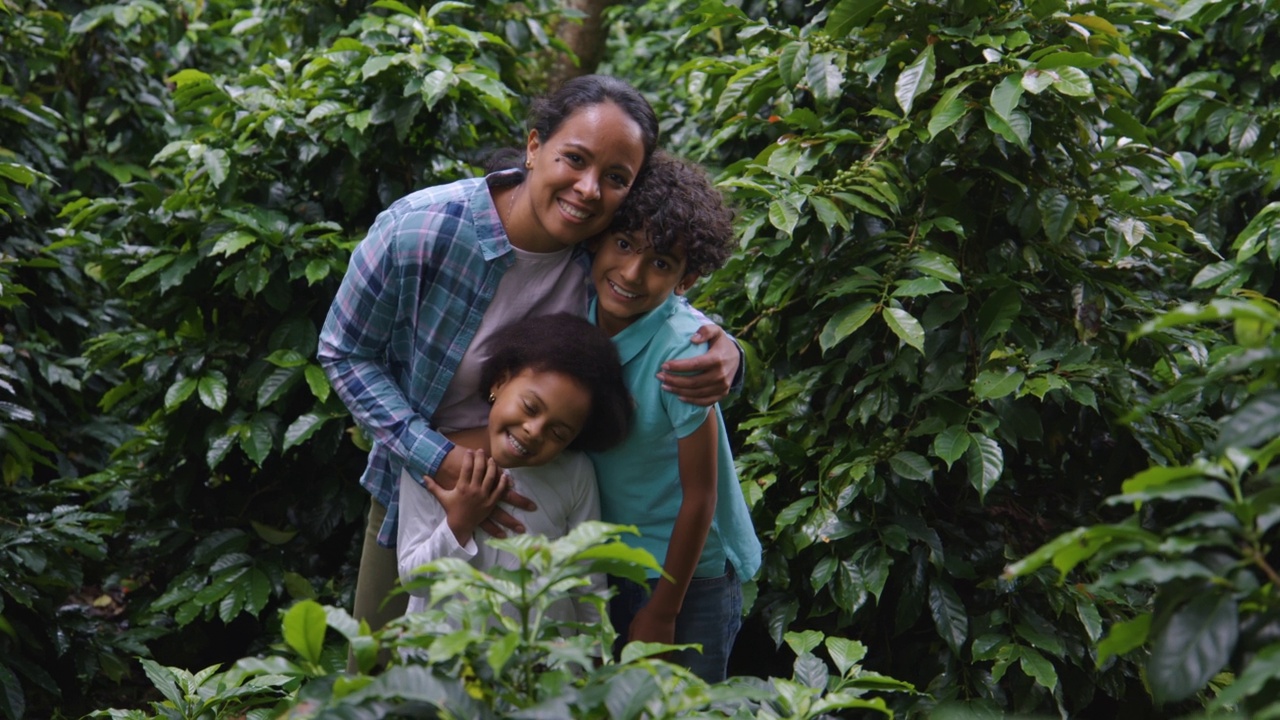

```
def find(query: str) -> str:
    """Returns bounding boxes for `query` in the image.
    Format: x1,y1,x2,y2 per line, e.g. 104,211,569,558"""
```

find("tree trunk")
549,0,621,86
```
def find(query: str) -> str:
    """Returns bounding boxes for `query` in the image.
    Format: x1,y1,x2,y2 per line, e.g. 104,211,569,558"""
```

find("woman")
317,75,741,652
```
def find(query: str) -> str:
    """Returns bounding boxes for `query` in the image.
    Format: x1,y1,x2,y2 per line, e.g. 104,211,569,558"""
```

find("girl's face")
514,101,646,253
487,368,592,468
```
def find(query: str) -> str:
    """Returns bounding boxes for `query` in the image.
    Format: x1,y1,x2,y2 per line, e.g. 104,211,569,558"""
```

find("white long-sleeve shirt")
396,451,603,625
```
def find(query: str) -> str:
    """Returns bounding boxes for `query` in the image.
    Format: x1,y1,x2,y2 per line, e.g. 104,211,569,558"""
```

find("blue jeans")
608,564,742,683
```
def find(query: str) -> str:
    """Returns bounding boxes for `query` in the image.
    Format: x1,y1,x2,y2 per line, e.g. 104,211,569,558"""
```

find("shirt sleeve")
661,338,715,439
397,469,477,597
317,210,454,479
677,297,746,394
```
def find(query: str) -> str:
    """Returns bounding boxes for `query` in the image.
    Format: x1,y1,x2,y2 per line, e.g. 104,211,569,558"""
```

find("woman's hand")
423,449,508,546
655,323,741,406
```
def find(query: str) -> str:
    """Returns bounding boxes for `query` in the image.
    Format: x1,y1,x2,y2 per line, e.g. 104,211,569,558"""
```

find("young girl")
396,313,632,624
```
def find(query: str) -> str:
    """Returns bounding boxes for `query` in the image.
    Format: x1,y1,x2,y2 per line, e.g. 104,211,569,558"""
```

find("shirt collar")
473,169,525,261
590,293,680,366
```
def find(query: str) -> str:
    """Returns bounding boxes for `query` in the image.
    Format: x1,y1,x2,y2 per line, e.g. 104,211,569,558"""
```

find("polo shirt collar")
591,294,680,366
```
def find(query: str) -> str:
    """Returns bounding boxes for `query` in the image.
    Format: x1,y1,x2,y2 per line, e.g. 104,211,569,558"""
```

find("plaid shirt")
318,171,591,547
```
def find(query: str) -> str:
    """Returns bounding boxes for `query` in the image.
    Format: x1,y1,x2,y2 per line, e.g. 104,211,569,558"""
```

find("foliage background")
2,0,1278,717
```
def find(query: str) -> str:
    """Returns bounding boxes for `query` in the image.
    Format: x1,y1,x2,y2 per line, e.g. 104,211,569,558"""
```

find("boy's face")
589,229,699,336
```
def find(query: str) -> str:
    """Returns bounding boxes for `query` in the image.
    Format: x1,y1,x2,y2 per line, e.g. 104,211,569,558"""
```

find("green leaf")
825,0,888,37
1148,591,1238,704
909,251,962,284
805,53,844,106
165,377,198,410
1050,66,1094,97
1209,645,1280,711
1097,614,1151,666
976,286,1022,342
768,196,801,236
883,307,925,352
927,83,971,139
965,433,1003,501
819,302,877,352
784,629,825,656
895,45,936,115
889,451,932,481
775,497,816,535
487,632,520,676
203,149,229,188
0,663,24,720
825,637,868,676
211,230,255,258
1018,646,1059,691
1217,391,1280,450
928,577,968,654
305,364,331,402
990,75,1024,121
932,425,971,469
241,414,275,466
123,254,175,286
167,68,213,88
257,367,302,408
1038,189,1077,242
892,277,948,298
197,372,228,411
777,41,811,87
282,600,328,665
283,413,325,452
973,368,1025,400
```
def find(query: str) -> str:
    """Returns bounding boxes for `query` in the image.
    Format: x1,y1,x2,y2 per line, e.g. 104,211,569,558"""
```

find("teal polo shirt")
588,294,762,581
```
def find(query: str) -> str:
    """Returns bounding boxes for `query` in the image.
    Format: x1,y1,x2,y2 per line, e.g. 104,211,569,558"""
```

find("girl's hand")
627,603,677,647
655,323,740,406
423,449,509,546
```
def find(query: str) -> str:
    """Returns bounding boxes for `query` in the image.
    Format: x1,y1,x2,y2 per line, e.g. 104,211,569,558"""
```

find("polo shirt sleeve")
317,208,454,478
661,340,713,439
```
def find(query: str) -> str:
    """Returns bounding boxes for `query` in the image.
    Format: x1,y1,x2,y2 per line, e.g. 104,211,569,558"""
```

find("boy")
586,152,762,683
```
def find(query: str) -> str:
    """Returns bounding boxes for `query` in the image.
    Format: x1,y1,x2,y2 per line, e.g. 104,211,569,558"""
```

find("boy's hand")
423,449,509,546
628,604,677,647
435,445,535,537
656,323,740,406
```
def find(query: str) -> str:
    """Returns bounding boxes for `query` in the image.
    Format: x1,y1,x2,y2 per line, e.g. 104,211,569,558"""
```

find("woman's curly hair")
606,151,736,277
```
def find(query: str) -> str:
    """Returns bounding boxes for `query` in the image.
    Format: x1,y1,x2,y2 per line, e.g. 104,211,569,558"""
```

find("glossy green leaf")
990,75,1024,121
1148,591,1238,704
165,377,198,410
197,372,228,411
933,425,971,469
282,600,329,665
973,368,1025,400
965,433,1003,502
825,636,868,676
1097,613,1152,666
283,413,325,452
1050,66,1093,97
1038,189,1077,242
927,82,972,138
889,451,932,481
884,307,925,352
825,0,888,37
895,45,936,115
928,577,968,654
1018,646,1059,691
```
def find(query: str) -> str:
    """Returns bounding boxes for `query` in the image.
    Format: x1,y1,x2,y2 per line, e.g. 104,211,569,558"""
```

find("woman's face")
515,101,646,253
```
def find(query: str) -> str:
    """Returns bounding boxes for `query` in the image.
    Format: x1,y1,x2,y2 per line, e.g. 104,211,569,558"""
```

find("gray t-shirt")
431,245,588,432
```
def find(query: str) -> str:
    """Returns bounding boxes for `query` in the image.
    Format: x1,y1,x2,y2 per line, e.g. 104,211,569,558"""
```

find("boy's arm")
627,412,719,645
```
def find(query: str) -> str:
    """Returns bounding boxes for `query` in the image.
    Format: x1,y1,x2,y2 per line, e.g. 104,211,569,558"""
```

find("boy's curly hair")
608,151,735,277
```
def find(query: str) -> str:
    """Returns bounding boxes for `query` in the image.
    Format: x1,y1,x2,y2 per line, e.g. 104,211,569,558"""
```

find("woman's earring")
488,391,496,403
524,158,532,169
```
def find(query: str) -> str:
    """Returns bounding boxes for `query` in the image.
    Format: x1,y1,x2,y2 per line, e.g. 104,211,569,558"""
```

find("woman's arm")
626,412,719,645
655,324,743,406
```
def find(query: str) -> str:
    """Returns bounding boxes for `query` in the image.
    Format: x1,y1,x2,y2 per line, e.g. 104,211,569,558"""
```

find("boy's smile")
590,230,699,336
